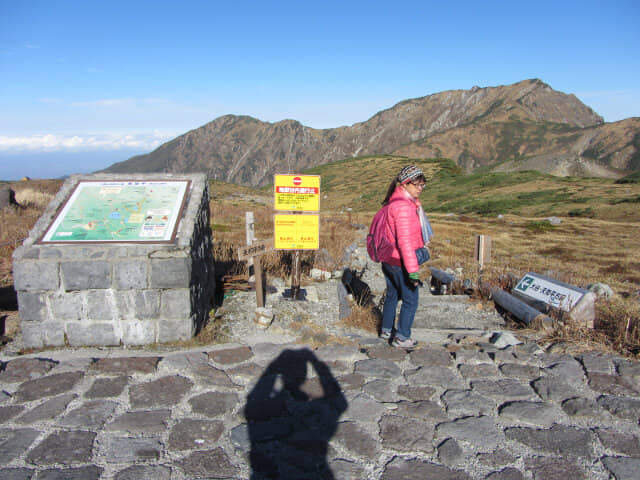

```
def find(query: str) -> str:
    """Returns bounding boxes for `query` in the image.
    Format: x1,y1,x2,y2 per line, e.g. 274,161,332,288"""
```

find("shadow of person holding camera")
244,348,347,479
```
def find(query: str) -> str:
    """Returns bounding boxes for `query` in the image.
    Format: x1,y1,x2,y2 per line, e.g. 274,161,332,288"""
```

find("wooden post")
237,239,274,308
245,212,255,281
254,256,264,308
291,250,301,300
475,234,491,282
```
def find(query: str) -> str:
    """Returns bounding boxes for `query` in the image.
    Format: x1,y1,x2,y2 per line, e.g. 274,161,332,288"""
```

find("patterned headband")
397,165,424,184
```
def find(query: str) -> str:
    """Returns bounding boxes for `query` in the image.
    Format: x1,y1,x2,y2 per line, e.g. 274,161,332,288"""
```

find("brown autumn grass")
1,171,639,358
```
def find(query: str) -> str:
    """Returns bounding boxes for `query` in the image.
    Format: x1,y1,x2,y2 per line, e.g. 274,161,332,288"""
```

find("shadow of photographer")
245,348,347,479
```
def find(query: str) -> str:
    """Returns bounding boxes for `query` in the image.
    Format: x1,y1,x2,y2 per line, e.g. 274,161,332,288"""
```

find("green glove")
408,272,420,281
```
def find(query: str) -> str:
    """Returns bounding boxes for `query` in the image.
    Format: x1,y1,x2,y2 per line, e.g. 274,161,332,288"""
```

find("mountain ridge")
102,79,638,186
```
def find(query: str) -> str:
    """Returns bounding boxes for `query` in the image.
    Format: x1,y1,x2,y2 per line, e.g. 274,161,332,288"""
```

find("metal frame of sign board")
38,179,191,244
273,174,321,212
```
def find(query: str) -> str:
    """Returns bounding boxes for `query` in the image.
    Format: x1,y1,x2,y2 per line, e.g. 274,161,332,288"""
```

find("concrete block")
150,258,191,288
114,260,148,289
113,290,136,320
21,322,45,348
161,289,191,319
40,248,62,259
135,290,161,319
43,322,66,346
67,322,119,347
61,261,111,290
14,244,39,259
21,322,65,348
121,320,157,345
17,291,48,322
49,291,83,321
13,261,59,291
157,318,194,343
87,290,116,321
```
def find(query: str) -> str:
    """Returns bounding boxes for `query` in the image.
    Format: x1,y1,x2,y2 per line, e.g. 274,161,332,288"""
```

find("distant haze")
0,150,147,181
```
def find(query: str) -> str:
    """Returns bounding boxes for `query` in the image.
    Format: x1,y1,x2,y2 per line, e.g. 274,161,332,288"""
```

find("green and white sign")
41,180,189,243
513,272,586,312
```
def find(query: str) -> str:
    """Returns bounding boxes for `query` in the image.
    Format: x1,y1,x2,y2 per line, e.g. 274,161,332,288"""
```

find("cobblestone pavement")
1,318,639,479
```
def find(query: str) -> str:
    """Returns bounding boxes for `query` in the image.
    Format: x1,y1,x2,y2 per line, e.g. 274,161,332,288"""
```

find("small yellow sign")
274,174,320,211
274,214,319,250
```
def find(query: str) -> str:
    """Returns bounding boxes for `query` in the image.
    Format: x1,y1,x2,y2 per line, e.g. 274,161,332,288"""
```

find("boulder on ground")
588,283,613,299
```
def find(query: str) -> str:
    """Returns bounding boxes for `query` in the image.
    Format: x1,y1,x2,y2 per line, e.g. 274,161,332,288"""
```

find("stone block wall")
12,173,214,348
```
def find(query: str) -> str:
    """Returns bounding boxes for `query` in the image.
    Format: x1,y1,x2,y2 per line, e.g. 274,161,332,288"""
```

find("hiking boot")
392,337,417,349
379,331,392,340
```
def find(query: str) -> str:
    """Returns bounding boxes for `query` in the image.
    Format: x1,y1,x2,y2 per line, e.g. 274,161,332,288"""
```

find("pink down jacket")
382,186,425,273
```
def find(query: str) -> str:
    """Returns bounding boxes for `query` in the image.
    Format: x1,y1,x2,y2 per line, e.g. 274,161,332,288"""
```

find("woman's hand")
408,272,422,289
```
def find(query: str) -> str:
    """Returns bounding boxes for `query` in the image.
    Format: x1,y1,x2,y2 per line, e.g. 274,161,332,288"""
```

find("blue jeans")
381,262,419,341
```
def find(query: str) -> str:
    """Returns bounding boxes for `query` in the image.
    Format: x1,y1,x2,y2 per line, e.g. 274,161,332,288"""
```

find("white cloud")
0,131,177,152
71,98,133,108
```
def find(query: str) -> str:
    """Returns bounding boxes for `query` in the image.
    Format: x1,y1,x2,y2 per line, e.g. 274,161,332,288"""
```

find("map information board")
40,180,190,243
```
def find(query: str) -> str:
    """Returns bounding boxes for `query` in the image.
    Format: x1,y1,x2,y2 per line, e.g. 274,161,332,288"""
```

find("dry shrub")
14,188,55,209
595,296,640,356
341,303,380,334
321,215,360,263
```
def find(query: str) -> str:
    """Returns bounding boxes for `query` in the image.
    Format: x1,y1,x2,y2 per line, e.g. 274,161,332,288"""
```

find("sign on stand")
238,238,274,308
274,214,319,250
238,239,274,261
274,174,320,300
274,174,320,211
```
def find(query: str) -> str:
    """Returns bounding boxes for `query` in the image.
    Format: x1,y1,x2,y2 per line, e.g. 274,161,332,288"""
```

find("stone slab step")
414,294,504,330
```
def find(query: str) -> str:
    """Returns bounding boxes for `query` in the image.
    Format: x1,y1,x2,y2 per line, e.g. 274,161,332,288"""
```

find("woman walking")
379,165,433,348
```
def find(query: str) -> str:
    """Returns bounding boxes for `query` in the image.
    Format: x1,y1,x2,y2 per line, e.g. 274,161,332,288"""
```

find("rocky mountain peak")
103,80,634,185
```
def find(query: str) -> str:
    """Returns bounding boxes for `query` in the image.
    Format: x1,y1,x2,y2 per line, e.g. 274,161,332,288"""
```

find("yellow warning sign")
274,214,319,250
274,174,320,211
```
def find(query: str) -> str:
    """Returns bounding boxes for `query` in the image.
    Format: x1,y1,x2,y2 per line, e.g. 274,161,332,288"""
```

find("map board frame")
39,179,191,244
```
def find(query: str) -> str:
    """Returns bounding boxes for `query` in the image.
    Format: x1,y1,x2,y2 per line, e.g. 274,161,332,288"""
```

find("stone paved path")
1,328,639,479
2,241,639,479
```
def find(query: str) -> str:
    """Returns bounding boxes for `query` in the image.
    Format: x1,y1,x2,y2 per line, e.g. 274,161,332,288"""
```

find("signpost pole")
291,250,301,300
246,212,255,281
475,234,491,282
237,239,274,308
254,256,264,308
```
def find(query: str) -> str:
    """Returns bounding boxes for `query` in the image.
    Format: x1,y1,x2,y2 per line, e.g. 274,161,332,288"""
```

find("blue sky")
1,0,639,180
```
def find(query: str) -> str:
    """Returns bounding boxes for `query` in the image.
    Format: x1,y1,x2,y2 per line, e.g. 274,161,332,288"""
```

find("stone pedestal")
12,173,214,348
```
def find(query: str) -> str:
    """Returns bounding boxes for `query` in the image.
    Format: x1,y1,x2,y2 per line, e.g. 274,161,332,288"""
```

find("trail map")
41,180,189,243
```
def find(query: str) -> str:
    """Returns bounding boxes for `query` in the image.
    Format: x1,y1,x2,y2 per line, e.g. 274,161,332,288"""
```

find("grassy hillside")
303,155,640,222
